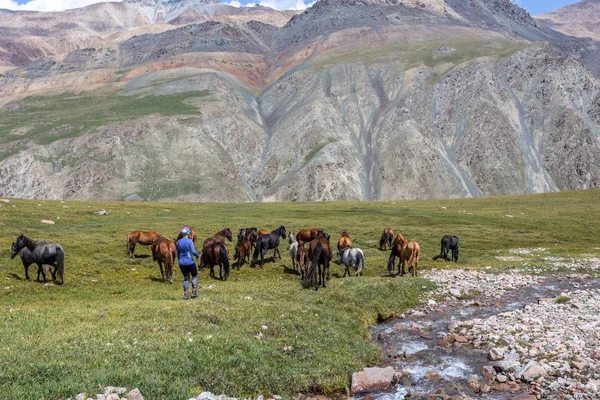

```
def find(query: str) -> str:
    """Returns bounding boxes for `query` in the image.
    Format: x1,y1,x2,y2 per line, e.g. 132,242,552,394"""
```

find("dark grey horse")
13,233,65,284
251,226,286,268
433,235,459,263
10,241,45,280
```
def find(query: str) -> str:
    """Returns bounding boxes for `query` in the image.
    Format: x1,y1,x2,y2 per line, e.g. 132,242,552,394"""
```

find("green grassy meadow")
0,90,208,150
1,190,599,399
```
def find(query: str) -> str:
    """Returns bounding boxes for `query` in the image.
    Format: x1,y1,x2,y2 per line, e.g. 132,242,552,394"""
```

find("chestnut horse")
257,228,269,236
387,233,421,277
202,243,230,281
337,231,353,256
296,228,321,243
303,233,332,290
151,237,176,283
175,228,197,244
379,228,394,250
234,239,251,270
127,230,163,258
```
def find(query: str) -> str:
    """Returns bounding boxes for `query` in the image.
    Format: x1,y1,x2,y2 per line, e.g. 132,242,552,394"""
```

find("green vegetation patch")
310,37,531,79
1,189,600,399
0,90,209,146
303,138,338,165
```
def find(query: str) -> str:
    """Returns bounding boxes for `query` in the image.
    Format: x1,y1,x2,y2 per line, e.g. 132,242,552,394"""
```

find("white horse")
338,247,365,277
288,231,299,271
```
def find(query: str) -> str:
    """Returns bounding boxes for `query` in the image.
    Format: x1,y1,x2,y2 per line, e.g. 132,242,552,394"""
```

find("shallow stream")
362,276,600,400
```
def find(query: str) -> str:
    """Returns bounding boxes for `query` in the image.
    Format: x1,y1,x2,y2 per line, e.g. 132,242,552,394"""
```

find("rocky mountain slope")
536,0,600,42
0,0,599,202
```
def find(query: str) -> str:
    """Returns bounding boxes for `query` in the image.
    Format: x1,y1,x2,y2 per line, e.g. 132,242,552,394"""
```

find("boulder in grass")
351,366,396,394
40,220,55,225
126,389,144,400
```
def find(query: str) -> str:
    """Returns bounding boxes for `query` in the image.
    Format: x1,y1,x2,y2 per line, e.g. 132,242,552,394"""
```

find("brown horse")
337,231,353,255
175,228,197,244
303,233,332,290
127,230,163,258
203,228,233,249
257,228,269,236
246,229,259,250
379,228,394,250
238,228,258,250
151,237,176,283
234,239,251,270
296,240,309,280
388,233,421,277
202,243,230,281
296,228,321,243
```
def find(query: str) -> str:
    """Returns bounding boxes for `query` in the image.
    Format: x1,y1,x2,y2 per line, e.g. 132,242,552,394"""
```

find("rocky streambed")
358,267,600,400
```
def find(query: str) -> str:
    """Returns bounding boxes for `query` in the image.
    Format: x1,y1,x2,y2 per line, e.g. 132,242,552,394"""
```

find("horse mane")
395,233,408,246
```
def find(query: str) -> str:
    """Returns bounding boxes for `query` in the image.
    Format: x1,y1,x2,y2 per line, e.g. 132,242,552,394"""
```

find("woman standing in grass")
177,226,200,300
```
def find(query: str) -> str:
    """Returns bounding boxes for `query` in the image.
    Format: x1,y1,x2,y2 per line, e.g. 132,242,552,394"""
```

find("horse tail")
406,244,418,273
166,247,174,284
234,242,240,260
220,244,230,281
357,250,365,275
302,244,321,289
126,235,131,257
56,246,65,284
379,233,385,250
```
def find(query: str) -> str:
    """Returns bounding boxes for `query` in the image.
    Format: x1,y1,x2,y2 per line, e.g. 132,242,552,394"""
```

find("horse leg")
23,261,30,280
159,261,165,282
400,258,406,276
413,257,418,277
37,262,46,282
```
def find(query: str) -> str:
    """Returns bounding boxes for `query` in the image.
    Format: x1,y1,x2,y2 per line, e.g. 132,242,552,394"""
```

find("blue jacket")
177,237,199,266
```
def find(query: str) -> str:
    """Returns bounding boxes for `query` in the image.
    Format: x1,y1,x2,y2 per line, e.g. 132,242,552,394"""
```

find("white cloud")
224,0,315,10
0,0,316,12
0,0,122,12
257,0,315,10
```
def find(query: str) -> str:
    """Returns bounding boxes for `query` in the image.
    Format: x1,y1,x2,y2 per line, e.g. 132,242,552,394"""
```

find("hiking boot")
183,291,190,300
191,288,198,298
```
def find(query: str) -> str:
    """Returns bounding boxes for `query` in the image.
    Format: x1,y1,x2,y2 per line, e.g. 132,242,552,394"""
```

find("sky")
0,0,581,14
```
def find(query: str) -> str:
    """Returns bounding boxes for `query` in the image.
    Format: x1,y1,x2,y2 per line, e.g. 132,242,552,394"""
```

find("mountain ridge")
0,0,599,202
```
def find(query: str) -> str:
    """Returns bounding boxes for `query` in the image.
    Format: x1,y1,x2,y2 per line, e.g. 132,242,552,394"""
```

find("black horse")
12,234,65,284
10,241,44,280
251,226,286,268
433,235,459,263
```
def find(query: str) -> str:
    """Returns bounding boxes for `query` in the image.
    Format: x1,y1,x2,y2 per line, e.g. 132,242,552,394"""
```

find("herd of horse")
9,227,460,289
